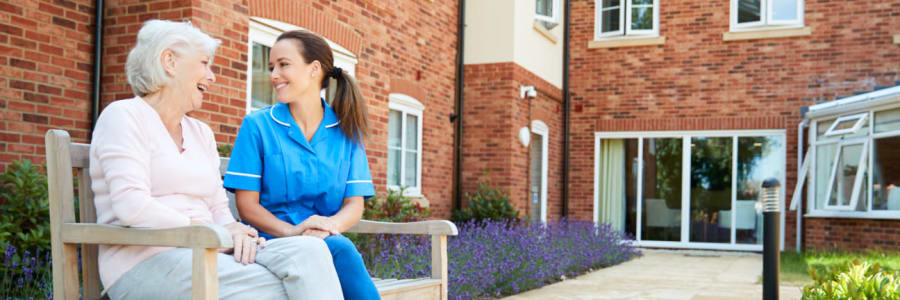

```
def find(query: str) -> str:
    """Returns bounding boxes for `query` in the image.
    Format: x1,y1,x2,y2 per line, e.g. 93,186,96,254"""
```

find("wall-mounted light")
518,127,531,147
520,85,537,99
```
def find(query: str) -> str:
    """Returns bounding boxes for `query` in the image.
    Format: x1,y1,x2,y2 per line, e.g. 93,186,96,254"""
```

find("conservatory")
791,86,900,220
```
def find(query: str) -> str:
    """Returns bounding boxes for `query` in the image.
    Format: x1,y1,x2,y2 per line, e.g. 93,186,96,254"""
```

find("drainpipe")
561,0,571,217
452,0,466,211
796,109,808,252
90,0,104,131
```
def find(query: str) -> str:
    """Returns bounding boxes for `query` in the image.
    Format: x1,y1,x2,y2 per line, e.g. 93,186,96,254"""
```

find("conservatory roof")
807,84,900,119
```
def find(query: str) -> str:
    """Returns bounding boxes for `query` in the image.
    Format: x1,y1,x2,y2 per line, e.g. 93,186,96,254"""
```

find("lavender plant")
360,219,640,300
2,244,53,299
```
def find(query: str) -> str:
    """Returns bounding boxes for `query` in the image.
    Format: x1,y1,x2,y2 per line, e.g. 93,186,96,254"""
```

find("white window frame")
535,0,560,24
595,0,660,40
806,104,900,219
730,0,804,32
387,93,425,197
593,130,786,252
822,139,869,211
246,18,358,113
531,120,550,222
824,112,868,137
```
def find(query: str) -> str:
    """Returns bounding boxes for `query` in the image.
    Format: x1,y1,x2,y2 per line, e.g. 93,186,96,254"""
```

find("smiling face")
268,39,324,104
165,47,216,111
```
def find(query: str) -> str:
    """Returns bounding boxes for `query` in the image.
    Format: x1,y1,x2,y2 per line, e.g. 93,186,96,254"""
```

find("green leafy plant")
363,187,431,223
0,160,50,252
451,181,520,224
803,259,900,299
217,144,233,157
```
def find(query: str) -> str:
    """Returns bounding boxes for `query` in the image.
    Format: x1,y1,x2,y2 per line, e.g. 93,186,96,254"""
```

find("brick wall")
462,62,564,220
0,0,96,171
805,218,900,251
569,0,900,249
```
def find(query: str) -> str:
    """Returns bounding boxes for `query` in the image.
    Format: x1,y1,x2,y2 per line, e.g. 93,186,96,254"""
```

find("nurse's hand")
301,228,332,239
295,215,340,236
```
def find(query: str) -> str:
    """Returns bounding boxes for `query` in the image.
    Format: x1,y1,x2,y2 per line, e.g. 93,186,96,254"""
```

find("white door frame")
532,120,549,222
593,130,787,251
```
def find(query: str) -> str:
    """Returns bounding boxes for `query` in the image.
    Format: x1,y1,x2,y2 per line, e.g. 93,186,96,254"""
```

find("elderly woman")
89,20,343,300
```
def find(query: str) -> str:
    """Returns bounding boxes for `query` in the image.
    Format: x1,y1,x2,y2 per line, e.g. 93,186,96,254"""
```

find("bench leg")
192,248,218,300
431,235,448,300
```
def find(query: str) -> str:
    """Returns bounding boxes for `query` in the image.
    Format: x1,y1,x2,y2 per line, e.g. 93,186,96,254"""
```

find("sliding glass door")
595,131,785,250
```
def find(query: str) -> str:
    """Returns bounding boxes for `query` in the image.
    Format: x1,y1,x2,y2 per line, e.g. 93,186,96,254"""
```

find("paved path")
503,250,804,300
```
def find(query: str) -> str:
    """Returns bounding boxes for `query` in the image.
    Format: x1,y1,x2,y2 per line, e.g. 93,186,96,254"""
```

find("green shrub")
217,144,233,157
803,259,900,299
362,187,431,222
0,160,50,251
451,181,519,224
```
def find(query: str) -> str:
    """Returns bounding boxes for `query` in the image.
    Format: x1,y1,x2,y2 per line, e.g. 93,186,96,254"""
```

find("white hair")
125,20,221,97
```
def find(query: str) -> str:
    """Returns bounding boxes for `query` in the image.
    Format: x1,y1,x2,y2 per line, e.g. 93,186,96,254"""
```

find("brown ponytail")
276,30,369,143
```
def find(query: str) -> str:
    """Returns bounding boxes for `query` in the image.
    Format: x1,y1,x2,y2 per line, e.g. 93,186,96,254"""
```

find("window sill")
588,36,665,49
723,27,811,41
804,210,900,220
533,21,559,44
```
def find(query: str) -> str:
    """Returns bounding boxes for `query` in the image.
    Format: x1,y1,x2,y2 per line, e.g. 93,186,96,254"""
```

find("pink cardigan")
89,98,236,288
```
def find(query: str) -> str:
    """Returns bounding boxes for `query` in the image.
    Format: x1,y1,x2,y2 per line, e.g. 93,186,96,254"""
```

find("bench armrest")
346,220,458,236
61,223,233,249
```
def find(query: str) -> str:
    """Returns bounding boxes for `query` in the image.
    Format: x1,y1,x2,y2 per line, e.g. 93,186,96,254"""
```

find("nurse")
224,30,380,300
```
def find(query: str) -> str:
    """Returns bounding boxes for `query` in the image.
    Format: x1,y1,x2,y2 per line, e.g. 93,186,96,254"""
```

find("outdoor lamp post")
761,178,780,300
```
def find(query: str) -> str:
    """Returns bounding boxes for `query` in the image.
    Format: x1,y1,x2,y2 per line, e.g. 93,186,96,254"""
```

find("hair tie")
329,67,343,79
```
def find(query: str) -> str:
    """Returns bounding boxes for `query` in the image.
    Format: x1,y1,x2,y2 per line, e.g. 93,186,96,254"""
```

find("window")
530,120,549,222
536,0,559,24
804,106,900,218
387,94,424,196
730,0,803,31
596,0,659,38
246,18,358,113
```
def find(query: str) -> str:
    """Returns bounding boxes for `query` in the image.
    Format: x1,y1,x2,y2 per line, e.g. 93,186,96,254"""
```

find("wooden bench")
46,129,458,300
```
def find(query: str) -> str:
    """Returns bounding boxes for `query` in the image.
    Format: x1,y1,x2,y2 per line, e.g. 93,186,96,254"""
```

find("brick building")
569,0,900,251
2,0,899,251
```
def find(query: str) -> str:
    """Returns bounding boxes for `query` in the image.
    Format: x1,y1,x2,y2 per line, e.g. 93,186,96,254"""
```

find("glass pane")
631,7,653,30
603,0,621,7
641,138,682,242
601,5,621,33
404,151,417,188
388,110,402,148
633,0,653,4
387,149,401,186
406,114,418,151
771,0,798,21
815,143,837,210
690,137,732,243
536,0,553,17
737,0,761,23
816,118,838,142
250,43,277,110
830,144,863,207
530,133,545,222
736,136,784,244
873,136,900,210
597,139,637,233
875,108,900,134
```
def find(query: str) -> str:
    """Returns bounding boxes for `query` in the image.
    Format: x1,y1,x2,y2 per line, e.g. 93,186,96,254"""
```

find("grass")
779,250,900,285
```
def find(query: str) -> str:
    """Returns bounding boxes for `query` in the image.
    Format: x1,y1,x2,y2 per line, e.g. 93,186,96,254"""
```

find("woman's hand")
294,215,340,236
223,222,265,265
301,228,332,239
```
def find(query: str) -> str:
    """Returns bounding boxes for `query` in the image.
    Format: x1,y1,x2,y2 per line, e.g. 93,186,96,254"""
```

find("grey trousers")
107,236,344,300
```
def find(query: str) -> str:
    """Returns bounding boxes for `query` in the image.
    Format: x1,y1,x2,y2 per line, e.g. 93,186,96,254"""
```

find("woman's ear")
310,60,322,78
161,49,177,76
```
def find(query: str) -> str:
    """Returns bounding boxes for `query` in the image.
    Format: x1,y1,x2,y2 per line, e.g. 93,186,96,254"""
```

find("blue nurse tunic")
223,99,379,300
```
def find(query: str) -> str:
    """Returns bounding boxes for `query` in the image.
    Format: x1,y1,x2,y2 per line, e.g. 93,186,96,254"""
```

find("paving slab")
502,250,804,300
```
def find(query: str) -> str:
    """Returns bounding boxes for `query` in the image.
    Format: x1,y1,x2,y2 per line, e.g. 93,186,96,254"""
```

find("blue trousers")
324,235,380,300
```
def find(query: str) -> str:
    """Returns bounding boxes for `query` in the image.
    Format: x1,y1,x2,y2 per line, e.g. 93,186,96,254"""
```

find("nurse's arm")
234,189,300,237
329,196,365,233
